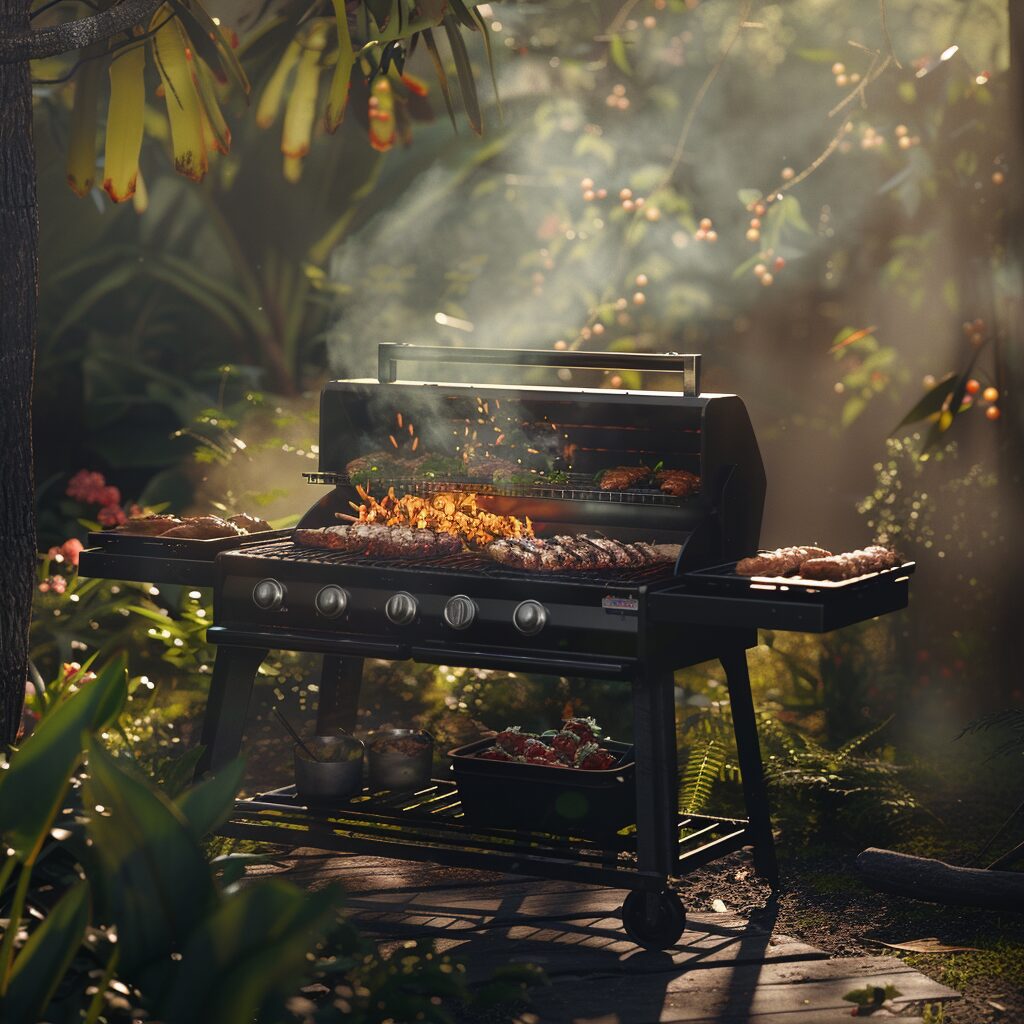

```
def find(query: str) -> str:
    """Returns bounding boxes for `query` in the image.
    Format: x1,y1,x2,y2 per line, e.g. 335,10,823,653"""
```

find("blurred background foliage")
28,0,1021,858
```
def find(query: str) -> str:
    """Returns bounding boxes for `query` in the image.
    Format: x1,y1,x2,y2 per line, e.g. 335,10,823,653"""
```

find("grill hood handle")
377,344,701,395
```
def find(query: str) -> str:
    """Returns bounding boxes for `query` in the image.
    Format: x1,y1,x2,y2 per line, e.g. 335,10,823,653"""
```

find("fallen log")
857,847,1024,912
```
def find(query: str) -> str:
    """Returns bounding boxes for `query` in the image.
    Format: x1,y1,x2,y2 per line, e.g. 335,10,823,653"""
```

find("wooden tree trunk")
0,0,37,744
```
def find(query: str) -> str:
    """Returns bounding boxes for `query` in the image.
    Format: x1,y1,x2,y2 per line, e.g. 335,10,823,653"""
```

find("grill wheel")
620,889,687,949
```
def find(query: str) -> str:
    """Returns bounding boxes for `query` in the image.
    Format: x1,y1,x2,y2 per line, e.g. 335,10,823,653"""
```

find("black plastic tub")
86,527,287,558
448,736,635,839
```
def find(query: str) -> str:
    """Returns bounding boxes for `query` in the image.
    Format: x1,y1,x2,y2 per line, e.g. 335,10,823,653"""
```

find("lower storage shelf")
223,779,751,892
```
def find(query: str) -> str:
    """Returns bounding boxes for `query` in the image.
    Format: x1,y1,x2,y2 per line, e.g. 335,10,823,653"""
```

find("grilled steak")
294,524,461,558
736,546,832,577
798,546,900,581
116,514,182,536
162,516,243,539
485,535,675,572
229,513,272,533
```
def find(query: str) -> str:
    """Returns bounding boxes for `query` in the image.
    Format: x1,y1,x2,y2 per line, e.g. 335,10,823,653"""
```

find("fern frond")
680,736,726,814
835,715,894,761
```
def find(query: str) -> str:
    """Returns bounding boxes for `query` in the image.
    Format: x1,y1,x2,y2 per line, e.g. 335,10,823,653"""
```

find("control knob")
512,599,548,636
443,594,477,630
385,591,418,626
252,578,285,611
315,585,349,619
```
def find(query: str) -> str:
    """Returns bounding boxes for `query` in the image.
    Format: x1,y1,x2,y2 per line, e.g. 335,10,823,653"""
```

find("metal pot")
366,729,434,791
294,734,365,804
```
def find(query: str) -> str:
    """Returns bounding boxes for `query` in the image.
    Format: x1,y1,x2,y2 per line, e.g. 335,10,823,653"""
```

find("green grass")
902,940,1024,992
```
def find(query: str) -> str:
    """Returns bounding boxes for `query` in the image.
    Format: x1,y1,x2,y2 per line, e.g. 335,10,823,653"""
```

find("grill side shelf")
652,561,914,633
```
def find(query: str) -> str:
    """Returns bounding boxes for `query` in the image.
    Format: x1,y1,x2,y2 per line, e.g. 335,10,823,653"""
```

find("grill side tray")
650,561,914,633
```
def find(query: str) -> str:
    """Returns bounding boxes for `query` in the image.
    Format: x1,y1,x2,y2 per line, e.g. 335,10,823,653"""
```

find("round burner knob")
253,578,285,611
385,591,418,626
315,585,349,619
443,594,477,630
513,599,548,636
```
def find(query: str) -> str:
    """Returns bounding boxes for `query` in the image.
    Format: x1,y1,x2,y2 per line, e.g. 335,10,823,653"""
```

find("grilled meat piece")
161,516,243,539
485,534,674,572
598,466,652,491
294,523,462,559
115,514,182,536
798,546,900,581
229,513,272,534
736,545,833,577
655,469,700,497
346,451,407,479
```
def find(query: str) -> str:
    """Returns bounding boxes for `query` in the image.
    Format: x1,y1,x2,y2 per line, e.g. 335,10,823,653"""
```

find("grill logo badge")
602,595,639,613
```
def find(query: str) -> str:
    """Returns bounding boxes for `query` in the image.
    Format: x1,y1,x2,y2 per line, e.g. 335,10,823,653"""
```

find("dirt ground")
681,847,1023,1024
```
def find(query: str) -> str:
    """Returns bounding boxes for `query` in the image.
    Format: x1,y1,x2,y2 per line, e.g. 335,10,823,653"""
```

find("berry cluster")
694,217,718,243
476,717,619,770
831,61,862,88
38,575,67,595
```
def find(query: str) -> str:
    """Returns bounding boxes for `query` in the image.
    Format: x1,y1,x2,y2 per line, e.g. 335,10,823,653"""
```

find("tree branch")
0,0,161,63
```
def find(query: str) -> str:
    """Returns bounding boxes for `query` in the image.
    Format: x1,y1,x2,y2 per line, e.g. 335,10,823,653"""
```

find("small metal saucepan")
366,729,434,791
294,734,365,804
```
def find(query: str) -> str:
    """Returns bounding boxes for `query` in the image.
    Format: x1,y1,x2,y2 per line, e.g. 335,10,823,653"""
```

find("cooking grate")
228,537,678,585
303,471,693,506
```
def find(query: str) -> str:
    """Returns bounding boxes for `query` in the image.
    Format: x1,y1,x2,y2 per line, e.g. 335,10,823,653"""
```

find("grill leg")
315,656,364,735
721,646,779,888
196,645,268,776
631,666,679,878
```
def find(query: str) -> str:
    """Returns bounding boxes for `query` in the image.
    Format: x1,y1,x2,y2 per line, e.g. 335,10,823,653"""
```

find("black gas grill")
80,345,913,949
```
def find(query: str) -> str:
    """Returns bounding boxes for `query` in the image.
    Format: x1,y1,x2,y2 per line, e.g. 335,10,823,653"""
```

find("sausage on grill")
798,546,900,581
736,546,833,577
654,469,700,497
485,535,674,572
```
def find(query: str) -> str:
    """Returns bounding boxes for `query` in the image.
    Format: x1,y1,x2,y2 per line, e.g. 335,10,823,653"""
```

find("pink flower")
62,662,97,685
51,575,67,595
61,538,84,566
67,470,107,504
97,504,127,527
98,486,121,508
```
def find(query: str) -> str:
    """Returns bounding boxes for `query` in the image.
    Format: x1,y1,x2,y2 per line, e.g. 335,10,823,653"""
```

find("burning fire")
345,486,533,547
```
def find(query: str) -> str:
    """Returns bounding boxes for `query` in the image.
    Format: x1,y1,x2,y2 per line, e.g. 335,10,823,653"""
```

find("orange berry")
774,256,786,271
699,217,712,230
754,203,766,216
781,166,795,180
632,291,646,305
986,405,1001,420
993,171,1005,185
592,322,605,335
705,230,718,242
635,273,649,287
581,177,594,189
750,218,761,229
583,189,595,201
760,272,774,286
746,228,760,242
619,187,632,200
983,386,999,403
753,263,767,277
965,378,981,394
622,199,635,212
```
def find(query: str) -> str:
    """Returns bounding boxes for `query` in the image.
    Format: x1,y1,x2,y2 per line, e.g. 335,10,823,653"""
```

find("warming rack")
303,471,692,506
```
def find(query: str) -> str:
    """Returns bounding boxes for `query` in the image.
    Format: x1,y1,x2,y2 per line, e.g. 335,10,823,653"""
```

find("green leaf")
51,264,137,341
444,15,481,134
210,852,278,886
83,739,217,982
422,28,457,131
609,33,631,74
325,0,356,132
161,879,343,1024
174,757,245,839
154,745,207,798
186,0,251,95
447,0,478,31
5,881,90,1021
891,372,957,433
0,657,126,862
470,7,501,117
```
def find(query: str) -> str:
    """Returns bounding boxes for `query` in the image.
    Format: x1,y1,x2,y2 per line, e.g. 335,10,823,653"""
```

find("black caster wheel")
621,890,687,950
